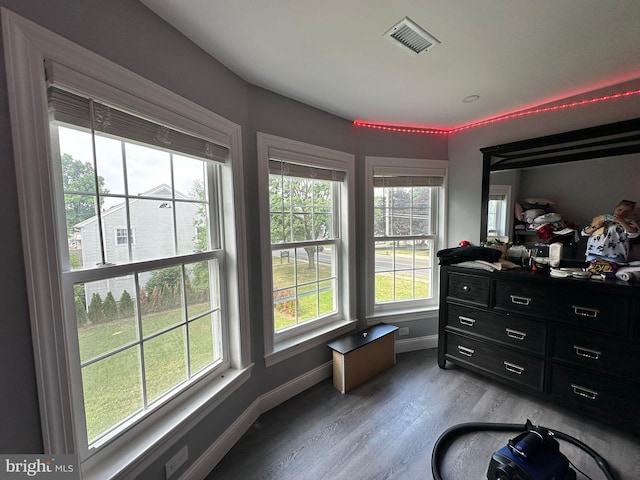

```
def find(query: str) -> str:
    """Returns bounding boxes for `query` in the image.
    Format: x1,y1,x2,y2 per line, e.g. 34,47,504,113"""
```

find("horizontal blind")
373,175,444,187
489,193,507,201
48,87,228,163
269,159,346,182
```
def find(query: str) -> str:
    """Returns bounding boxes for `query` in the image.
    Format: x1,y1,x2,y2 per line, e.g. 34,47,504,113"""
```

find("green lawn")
374,245,432,302
79,302,215,442
272,258,334,331
271,255,433,330
374,272,431,303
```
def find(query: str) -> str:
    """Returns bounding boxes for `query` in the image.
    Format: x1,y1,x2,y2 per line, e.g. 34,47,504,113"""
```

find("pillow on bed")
533,212,562,224
522,209,545,223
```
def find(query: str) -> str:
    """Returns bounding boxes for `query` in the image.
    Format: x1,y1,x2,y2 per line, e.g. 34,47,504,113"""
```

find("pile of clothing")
437,245,520,272
514,198,578,242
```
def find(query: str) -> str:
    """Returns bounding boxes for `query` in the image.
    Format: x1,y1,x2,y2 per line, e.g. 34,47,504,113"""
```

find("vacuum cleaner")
431,419,617,480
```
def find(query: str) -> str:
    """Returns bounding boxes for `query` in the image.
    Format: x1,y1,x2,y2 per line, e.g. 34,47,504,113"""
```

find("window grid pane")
269,175,336,244
373,180,436,305
269,173,339,333
56,126,216,270
74,256,223,444
374,185,433,237
272,243,337,332
374,240,434,304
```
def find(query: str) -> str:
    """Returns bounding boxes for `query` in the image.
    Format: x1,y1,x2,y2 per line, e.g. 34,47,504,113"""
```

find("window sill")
264,320,357,368
82,364,253,480
366,306,439,325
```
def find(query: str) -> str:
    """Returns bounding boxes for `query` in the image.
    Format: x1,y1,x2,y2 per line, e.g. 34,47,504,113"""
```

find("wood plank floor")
207,349,640,480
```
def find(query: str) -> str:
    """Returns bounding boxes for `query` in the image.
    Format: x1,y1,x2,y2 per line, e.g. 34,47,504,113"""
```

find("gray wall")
2,1,640,477
517,154,640,228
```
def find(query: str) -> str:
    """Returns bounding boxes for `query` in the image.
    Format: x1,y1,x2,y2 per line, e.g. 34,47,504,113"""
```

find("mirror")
480,118,640,261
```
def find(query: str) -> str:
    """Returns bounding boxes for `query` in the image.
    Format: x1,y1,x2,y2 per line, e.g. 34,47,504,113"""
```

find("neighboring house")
74,184,200,303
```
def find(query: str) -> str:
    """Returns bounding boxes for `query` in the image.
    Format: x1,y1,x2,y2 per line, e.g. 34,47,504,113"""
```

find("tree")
146,266,182,296
88,292,104,324
119,290,135,317
75,295,88,325
103,292,118,321
138,287,149,314
189,179,208,252
62,153,109,232
69,252,82,269
373,186,431,238
269,176,332,269
149,287,162,313
189,180,212,302
145,266,182,312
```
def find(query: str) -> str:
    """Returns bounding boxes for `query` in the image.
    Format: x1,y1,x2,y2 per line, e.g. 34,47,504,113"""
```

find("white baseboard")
396,334,438,353
181,335,437,479
180,361,333,480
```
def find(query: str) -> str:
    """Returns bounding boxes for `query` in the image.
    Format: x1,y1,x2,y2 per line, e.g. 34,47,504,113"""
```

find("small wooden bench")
327,323,399,394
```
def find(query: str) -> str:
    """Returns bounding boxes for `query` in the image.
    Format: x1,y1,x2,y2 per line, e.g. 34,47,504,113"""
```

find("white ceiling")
140,0,640,129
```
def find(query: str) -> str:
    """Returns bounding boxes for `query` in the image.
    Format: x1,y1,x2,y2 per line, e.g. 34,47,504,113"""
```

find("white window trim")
487,184,513,240
364,156,448,325
2,8,252,479
257,133,357,367
114,227,135,246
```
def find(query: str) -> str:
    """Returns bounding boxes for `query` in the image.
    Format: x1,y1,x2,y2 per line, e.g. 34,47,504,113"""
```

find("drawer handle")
503,361,524,375
457,345,475,357
572,305,600,318
510,295,531,306
505,328,527,340
573,345,602,360
571,383,599,400
462,285,471,292
458,316,476,327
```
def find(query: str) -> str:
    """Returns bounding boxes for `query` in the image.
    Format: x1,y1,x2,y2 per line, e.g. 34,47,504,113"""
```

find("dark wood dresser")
438,265,640,431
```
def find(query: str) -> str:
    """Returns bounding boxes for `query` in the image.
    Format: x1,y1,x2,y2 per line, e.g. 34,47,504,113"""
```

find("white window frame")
2,9,251,480
114,227,135,246
257,133,356,367
364,156,448,325
487,184,513,240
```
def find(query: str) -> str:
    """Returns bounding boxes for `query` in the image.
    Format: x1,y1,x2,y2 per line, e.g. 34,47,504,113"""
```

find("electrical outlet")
165,445,189,479
398,327,409,336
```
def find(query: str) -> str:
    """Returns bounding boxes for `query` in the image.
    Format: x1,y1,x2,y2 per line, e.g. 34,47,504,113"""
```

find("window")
115,227,135,246
50,87,229,443
269,167,340,332
365,157,447,322
4,12,250,479
257,133,356,365
487,185,512,239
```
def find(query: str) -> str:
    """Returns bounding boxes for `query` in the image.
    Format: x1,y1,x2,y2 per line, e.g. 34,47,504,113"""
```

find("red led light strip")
352,121,447,135
354,89,640,135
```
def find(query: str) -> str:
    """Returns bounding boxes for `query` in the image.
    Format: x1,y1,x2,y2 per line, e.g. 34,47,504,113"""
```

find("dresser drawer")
495,280,630,335
550,365,640,425
557,292,630,335
445,332,544,391
494,280,563,317
447,304,546,355
447,272,490,306
552,327,640,380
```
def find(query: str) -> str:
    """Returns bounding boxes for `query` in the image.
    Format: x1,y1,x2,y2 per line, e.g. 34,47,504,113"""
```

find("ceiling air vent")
384,17,440,54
